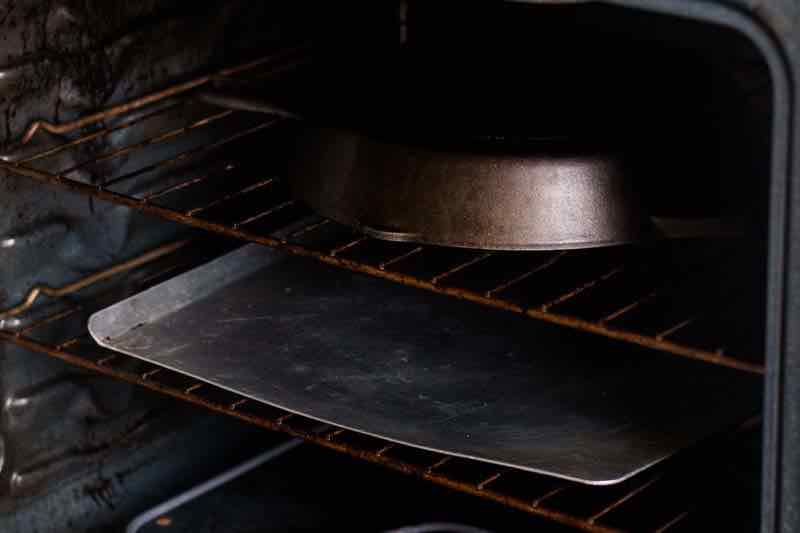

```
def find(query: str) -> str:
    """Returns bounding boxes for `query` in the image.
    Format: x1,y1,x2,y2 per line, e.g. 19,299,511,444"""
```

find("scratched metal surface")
89,245,760,485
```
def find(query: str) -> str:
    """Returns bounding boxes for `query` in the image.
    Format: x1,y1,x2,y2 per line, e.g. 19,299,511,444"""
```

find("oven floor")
129,440,571,533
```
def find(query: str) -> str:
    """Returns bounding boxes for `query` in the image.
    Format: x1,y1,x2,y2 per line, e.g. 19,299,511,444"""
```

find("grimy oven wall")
0,0,789,531
0,1,307,528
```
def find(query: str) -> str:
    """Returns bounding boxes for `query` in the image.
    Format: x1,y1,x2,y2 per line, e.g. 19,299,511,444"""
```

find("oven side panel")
0,2,299,528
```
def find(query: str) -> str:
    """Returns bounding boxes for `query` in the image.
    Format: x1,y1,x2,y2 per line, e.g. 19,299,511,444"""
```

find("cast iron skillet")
198,91,737,251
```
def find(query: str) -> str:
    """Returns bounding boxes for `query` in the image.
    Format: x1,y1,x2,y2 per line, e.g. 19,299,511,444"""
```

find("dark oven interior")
0,1,774,532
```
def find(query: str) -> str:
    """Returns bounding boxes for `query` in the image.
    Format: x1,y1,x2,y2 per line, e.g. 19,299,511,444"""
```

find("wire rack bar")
17,44,311,145
379,245,423,270
652,511,690,533
0,240,190,320
600,291,660,324
19,102,184,164
533,486,567,508
541,266,625,312
103,128,242,189
486,251,566,297
588,475,664,523
185,177,275,216
59,110,234,176
143,162,236,202
431,252,493,285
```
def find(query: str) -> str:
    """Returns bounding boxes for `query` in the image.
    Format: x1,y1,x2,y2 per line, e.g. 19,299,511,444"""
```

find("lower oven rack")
0,239,757,533
0,49,764,374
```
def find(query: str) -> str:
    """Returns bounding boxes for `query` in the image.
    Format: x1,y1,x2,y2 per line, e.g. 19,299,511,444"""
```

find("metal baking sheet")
89,244,760,485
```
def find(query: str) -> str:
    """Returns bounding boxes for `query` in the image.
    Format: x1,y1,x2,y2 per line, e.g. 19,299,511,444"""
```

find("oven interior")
0,1,773,531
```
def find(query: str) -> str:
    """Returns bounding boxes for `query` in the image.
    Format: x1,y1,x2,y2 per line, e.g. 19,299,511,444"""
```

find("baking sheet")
89,244,760,485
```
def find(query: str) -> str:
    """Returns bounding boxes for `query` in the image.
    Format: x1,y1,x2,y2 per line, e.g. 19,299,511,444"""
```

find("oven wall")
0,2,301,530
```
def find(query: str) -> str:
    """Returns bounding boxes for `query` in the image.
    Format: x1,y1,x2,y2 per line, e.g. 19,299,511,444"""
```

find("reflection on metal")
0,221,68,250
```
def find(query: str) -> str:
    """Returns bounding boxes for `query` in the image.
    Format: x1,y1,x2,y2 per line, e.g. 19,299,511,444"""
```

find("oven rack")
0,239,756,533
0,48,763,376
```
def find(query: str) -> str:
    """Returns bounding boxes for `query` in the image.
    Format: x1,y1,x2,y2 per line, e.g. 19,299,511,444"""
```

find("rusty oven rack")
0,45,764,377
0,239,757,533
